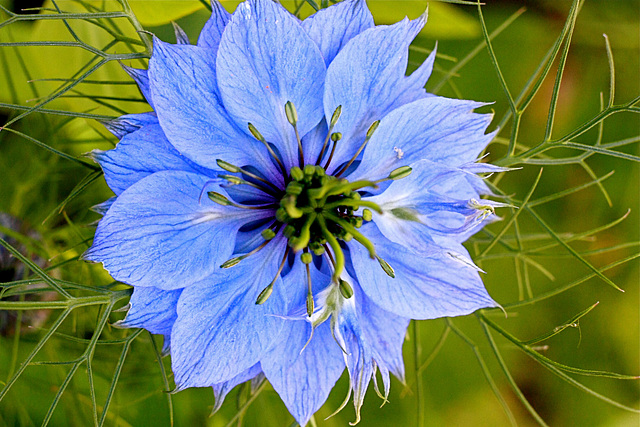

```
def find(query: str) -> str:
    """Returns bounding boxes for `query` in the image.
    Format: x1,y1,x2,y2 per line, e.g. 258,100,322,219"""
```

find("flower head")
86,0,504,424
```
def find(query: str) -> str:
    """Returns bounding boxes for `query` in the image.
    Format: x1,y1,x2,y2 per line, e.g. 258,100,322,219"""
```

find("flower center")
211,101,412,312
277,164,378,267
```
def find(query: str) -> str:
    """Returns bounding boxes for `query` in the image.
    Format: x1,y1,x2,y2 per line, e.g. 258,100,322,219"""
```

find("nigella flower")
85,0,506,424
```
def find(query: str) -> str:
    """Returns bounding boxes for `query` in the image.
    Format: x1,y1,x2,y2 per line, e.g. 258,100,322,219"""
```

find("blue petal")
263,322,343,426
216,0,326,170
116,286,182,354
362,160,444,252
350,224,497,319
117,286,181,336
332,297,373,421
84,171,273,290
91,123,214,196
91,197,115,216
348,96,495,182
399,43,437,103
459,162,512,196
355,285,408,384
121,65,154,108
171,237,288,386
322,15,429,174
197,0,230,50
301,119,328,168
364,159,490,251
172,22,190,44
302,0,373,65
261,260,344,426
148,38,283,186
102,112,157,139
211,363,262,414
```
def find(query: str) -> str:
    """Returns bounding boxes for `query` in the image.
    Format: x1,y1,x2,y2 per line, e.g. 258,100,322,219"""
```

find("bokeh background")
0,1,638,426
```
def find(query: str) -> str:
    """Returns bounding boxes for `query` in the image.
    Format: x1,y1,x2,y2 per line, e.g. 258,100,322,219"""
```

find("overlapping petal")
263,321,343,426
116,286,181,352
323,14,429,173
84,171,273,290
102,112,157,139
364,159,501,250
356,285,408,386
148,38,283,185
326,282,407,422
212,364,262,414
302,0,374,65
116,286,181,335
121,65,154,108
216,0,326,170
261,260,344,426
350,224,497,319
349,96,494,181
88,1,504,423
171,237,288,386
197,0,230,50
91,123,213,196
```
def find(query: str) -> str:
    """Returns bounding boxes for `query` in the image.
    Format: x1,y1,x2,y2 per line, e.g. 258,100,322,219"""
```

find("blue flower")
85,0,505,424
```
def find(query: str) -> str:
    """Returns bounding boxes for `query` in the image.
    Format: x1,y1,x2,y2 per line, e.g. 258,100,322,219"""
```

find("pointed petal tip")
111,320,128,329
172,21,191,44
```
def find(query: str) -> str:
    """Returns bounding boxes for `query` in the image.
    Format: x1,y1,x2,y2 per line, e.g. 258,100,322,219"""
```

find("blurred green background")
0,0,638,426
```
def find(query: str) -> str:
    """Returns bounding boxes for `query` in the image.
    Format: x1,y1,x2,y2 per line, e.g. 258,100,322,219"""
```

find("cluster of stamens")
206,101,412,316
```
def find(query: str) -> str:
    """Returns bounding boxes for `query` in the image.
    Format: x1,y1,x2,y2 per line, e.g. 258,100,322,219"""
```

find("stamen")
255,281,274,304
323,132,342,169
248,122,287,176
289,166,304,182
221,224,281,268
285,101,304,167
300,252,313,264
311,242,326,256
261,228,276,240
386,165,413,181
376,255,395,278
219,174,277,197
207,191,275,210
220,240,269,268
316,105,342,165
255,247,290,305
338,279,354,299
216,159,280,193
335,120,380,178
324,243,335,265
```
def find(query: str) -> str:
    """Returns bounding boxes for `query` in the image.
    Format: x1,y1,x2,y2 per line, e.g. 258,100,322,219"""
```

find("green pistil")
324,213,376,259
274,165,382,282
317,215,345,283
215,145,411,295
